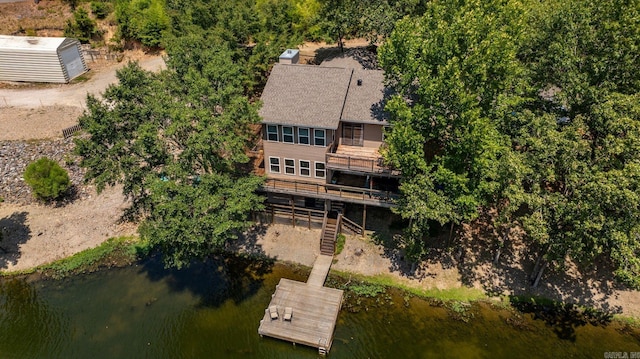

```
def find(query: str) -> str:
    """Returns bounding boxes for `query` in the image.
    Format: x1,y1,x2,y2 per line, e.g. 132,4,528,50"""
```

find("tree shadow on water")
509,295,614,341
137,249,274,309
0,212,31,270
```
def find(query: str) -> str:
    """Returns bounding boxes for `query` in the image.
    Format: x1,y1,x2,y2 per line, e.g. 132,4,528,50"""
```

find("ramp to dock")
307,254,334,287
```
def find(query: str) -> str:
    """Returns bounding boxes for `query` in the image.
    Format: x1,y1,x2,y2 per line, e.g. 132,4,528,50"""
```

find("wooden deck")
258,255,343,355
326,145,401,176
262,178,397,208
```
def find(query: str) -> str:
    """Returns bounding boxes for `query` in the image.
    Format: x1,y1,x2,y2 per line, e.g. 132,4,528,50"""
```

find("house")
256,49,400,245
0,35,88,83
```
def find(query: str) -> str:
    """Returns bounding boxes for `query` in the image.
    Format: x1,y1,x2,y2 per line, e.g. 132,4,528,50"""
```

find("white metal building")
0,35,88,83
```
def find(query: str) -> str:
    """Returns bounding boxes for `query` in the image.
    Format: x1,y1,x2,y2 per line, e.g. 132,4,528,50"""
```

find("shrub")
24,157,71,201
64,8,100,44
115,0,169,48
91,1,111,19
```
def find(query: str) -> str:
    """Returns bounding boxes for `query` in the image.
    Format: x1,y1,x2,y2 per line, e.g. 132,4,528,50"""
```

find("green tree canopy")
76,44,264,267
379,0,528,264
380,0,640,287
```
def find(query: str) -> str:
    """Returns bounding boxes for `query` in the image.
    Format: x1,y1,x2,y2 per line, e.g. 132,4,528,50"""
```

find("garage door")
59,45,86,81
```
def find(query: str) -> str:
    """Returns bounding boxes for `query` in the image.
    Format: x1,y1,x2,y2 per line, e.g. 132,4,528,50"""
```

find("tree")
115,0,169,48
379,0,640,288
24,158,71,201
64,8,100,44
379,0,528,266
91,1,112,20
76,45,264,267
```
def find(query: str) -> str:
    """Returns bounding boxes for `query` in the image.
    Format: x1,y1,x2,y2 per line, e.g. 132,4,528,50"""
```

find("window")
299,160,310,177
284,158,295,175
269,157,280,173
314,129,326,146
282,126,294,143
315,162,326,178
298,127,310,145
342,123,363,146
267,125,278,142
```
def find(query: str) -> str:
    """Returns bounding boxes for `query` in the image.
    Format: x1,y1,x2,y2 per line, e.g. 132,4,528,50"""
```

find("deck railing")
340,215,364,235
325,153,400,176
262,178,397,207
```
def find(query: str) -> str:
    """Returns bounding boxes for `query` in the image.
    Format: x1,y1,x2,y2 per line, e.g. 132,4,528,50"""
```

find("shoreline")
2,232,639,325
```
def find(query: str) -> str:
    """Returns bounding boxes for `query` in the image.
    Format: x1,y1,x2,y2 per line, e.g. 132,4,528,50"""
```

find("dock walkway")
307,255,334,287
258,254,343,355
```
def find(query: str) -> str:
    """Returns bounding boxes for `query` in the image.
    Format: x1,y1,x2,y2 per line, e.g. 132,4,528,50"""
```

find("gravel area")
0,138,89,205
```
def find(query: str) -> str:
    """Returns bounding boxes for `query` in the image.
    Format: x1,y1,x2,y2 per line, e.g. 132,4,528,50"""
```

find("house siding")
263,128,333,184
363,124,383,148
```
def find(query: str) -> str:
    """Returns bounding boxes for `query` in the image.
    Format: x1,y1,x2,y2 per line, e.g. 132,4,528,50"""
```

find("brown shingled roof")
259,64,353,129
342,69,389,124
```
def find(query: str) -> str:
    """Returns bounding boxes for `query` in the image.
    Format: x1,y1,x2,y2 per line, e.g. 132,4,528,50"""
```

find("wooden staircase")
340,215,363,236
320,213,341,256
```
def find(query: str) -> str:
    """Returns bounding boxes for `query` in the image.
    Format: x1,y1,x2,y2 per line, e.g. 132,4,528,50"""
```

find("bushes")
91,1,112,19
23,158,71,201
64,8,100,43
115,0,169,48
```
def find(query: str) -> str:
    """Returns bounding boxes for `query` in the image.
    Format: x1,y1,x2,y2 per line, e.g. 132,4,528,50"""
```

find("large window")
299,160,310,177
315,162,326,178
269,157,280,173
342,123,363,146
267,125,278,142
298,127,310,145
284,158,295,175
282,126,294,143
314,129,326,146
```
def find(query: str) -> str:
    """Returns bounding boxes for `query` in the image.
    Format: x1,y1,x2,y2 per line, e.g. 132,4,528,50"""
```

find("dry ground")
0,0,71,36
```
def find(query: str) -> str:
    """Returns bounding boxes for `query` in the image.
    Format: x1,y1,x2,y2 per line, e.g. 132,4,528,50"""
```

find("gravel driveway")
0,56,165,108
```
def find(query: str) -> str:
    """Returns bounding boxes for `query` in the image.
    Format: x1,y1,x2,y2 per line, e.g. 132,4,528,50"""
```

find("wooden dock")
258,255,343,355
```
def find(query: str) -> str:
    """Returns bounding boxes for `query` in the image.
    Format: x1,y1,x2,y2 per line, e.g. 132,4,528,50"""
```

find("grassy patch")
70,73,92,83
335,233,345,255
1,236,151,279
348,282,385,297
328,269,486,303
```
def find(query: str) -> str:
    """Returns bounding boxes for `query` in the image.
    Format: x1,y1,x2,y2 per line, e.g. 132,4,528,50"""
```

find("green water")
1,256,639,359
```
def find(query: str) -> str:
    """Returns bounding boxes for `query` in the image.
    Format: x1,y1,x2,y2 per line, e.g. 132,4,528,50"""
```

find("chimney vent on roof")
279,49,300,64
357,79,362,86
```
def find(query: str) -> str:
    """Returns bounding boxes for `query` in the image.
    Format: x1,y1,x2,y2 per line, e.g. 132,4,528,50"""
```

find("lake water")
1,255,639,358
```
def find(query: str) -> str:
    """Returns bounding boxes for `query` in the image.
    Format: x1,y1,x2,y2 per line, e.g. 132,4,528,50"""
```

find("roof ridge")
339,69,354,122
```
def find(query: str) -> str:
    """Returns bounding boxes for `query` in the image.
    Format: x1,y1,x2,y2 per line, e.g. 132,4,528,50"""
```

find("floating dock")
258,255,343,355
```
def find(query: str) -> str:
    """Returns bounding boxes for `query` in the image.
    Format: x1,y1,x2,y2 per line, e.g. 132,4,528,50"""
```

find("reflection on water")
0,255,639,359
0,278,70,358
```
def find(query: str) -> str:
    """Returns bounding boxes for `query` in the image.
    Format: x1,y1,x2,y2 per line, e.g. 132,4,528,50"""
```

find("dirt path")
0,56,165,108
